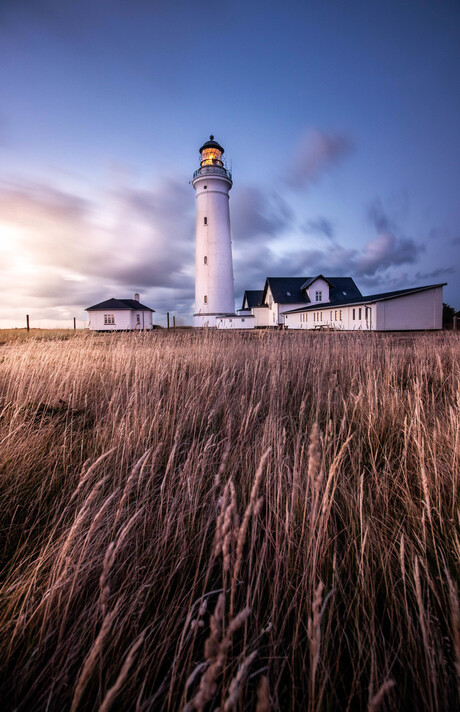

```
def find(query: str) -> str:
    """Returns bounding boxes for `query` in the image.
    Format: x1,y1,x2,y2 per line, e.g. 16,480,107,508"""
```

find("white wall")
252,306,270,327
283,304,374,330
307,278,330,304
88,310,153,330
218,316,254,329
375,287,443,330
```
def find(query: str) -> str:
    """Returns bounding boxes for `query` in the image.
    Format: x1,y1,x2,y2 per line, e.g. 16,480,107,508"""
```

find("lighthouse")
192,136,236,327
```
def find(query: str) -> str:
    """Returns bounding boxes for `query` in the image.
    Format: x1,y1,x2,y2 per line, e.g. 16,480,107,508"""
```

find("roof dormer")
301,275,333,304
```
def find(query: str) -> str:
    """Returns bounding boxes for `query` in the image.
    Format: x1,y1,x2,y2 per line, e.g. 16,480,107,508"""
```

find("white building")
192,136,237,327
86,293,154,331
237,276,444,331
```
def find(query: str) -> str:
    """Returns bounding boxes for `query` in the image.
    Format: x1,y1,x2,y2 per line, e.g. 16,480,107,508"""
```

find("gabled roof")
261,277,362,305
86,298,154,312
301,275,335,290
282,283,446,314
241,290,264,309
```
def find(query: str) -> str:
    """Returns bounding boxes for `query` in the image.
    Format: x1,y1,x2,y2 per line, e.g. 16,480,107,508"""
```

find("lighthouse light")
201,147,223,167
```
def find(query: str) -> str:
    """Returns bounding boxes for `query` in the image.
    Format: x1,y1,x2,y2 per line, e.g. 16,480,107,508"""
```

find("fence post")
73,317,76,330
173,316,176,332
167,312,170,330
26,315,30,332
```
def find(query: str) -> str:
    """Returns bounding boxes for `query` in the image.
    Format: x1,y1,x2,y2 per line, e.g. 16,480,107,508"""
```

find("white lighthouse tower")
192,136,235,327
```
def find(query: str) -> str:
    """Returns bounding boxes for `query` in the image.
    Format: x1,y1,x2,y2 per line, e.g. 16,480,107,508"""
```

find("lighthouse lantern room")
192,136,236,327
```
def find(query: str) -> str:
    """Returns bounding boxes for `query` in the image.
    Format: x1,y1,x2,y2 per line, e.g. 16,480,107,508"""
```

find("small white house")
86,293,155,331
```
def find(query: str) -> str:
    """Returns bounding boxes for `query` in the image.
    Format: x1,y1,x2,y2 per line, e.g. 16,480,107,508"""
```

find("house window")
352,308,356,320
313,313,316,322
330,311,333,321
104,314,115,325
359,307,362,320
204,217,207,225
335,311,338,321
321,312,323,321
204,295,208,304
340,310,343,321
241,318,245,322
204,256,208,265
315,291,322,302
136,314,141,324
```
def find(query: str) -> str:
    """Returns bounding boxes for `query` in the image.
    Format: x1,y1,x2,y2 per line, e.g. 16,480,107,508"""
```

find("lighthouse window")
204,217,207,225
204,295,208,304
203,185,207,189
204,256,208,265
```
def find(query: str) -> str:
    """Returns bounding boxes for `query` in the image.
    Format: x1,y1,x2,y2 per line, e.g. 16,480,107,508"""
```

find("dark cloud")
355,232,421,276
231,186,293,243
287,129,354,189
302,217,335,239
415,267,455,280
368,200,396,233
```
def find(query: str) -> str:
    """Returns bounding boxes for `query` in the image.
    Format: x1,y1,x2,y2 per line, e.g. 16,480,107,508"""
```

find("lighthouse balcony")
193,165,232,181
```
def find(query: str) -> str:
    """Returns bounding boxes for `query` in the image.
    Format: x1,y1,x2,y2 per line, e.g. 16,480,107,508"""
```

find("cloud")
302,217,335,239
231,186,293,243
355,232,420,276
368,200,395,233
415,267,455,280
287,129,354,189
349,198,425,277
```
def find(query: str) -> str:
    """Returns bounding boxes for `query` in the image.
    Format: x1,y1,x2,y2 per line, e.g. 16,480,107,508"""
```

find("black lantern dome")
199,135,225,154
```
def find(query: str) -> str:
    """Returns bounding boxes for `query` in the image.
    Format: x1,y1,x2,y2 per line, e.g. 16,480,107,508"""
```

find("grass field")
0,330,458,711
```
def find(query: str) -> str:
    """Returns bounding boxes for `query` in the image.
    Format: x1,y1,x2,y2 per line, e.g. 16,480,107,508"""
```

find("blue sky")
1,0,459,326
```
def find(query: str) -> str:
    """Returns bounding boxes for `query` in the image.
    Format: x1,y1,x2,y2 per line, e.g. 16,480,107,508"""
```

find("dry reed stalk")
222,480,238,576
307,580,325,708
70,604,119,712
367,679,396,711
97,630,146,712
223,649,258,711
70,448,116,504
256,675,270,712
230,448,270,617
114,449,152,527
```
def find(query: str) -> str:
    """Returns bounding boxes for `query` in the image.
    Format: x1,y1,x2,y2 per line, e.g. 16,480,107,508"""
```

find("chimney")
134,293,140,302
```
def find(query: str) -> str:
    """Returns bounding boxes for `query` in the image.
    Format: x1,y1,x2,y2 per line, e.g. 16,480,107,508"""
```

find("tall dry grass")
0,330,458,711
